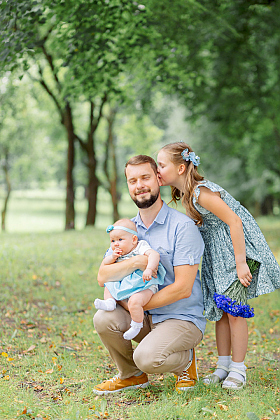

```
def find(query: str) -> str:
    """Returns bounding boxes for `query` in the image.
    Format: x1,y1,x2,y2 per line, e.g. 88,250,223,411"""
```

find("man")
93,155,205,394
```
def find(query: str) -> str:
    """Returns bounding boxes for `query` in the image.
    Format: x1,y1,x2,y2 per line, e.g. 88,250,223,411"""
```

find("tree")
0,0,149,228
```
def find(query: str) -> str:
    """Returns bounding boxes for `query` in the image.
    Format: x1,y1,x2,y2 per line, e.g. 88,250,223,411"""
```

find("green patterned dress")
193,180,280,321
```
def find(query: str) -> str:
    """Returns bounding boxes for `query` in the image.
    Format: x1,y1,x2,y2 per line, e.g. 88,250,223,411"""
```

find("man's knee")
93,305,131,335
93,309,113,334
133,344,156,373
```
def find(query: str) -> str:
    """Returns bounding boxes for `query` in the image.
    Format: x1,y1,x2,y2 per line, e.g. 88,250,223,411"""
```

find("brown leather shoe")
175,349,198,392
93,372,149,395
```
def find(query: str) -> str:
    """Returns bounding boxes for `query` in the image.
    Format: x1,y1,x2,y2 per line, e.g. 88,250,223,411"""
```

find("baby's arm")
102,249,122,266
142,249,160,281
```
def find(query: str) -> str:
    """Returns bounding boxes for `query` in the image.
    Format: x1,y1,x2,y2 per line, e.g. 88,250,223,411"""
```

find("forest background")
1,0,280,232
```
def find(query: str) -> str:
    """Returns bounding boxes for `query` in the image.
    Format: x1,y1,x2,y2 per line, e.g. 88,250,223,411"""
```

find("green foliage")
0,75,66,189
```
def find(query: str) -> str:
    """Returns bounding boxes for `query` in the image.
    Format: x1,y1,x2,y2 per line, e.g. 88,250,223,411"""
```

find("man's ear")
178,164,186,175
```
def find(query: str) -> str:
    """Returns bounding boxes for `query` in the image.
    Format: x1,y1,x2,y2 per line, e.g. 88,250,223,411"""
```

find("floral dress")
193,180,280,321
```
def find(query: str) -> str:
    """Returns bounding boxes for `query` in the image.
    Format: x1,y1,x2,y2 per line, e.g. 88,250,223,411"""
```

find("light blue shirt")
132,201,206,334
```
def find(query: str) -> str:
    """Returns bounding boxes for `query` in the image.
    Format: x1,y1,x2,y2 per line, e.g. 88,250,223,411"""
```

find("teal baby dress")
193,180,280,321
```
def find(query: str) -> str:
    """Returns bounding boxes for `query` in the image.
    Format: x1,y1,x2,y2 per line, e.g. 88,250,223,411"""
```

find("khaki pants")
93,304,203,380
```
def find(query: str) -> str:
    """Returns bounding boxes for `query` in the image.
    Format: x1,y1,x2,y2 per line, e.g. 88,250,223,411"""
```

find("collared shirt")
132,201,206,334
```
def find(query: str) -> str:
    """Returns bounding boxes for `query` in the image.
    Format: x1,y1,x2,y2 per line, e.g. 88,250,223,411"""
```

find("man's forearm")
97,255,148,286
143,264,198,310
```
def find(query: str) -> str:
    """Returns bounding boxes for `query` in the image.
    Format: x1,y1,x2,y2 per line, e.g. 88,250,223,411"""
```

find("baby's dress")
105,240,166,301
193,180,280,321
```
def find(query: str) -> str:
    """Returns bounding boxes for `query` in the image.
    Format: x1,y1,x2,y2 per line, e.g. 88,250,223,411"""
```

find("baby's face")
109,230,137,256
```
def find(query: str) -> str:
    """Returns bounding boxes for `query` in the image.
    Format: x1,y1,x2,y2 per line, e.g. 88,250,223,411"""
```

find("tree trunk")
85,99,106,226
86,145,99,226
63,102,75,230
1,151,11,232
260,194,274,215
107,107,120,222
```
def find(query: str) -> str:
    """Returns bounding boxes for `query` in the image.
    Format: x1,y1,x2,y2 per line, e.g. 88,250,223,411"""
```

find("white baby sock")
94,298,116,311
214,355,231,380
123,320,143,340
224,361,246,384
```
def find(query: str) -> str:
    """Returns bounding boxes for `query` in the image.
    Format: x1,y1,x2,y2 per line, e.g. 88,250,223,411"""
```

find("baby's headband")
106,225,138,236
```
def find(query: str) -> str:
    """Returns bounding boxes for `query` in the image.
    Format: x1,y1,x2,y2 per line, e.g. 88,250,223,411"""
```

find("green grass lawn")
0,191,279,420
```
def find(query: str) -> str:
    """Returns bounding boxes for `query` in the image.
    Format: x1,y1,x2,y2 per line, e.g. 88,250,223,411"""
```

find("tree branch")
35,63,64,121
38,25,63,94
75,133,87,152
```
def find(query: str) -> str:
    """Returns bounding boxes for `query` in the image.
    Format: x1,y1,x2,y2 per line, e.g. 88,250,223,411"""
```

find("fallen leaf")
24,345,36,353
60,378,64,384
1,352,8,357
218,404,228,411
45,369,53,374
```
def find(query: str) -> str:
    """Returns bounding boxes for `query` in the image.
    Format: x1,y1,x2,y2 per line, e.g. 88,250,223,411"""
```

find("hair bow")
181,148,200,166
106,225,114,233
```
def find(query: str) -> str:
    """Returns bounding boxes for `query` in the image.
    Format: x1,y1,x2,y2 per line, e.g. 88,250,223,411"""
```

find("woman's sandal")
203,365,229,385
222,368,246,390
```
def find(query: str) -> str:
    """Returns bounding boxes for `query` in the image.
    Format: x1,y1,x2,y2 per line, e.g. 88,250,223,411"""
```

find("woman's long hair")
161,142,204,226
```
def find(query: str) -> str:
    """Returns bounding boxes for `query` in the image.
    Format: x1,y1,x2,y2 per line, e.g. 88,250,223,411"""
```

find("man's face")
126,163,160,208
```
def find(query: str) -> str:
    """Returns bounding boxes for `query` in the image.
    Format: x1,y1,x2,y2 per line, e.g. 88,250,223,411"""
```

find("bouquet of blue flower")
214,259,260,318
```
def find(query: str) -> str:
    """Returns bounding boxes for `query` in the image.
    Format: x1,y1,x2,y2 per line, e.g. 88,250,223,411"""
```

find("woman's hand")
237,262,252,287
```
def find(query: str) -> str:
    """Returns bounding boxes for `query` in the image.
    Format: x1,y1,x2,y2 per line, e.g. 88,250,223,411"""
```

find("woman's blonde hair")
161,142,204,226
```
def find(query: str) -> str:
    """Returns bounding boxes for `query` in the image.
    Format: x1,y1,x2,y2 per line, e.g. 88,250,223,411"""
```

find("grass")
0,190,279,420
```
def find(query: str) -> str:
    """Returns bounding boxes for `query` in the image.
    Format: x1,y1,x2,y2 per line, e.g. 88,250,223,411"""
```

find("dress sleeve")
137,240,153,255
193,180,226,215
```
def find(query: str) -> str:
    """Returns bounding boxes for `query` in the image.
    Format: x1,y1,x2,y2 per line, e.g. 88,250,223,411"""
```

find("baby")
94,218,165,340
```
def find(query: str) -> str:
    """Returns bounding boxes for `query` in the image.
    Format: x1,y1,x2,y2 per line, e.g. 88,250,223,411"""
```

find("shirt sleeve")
173,221,204,266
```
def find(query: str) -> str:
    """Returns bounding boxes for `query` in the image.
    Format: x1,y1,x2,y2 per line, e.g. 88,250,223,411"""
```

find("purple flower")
214,292,254,318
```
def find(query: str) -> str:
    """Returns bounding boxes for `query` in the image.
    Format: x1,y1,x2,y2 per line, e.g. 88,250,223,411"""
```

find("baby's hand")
142,268,153,282
112,249,122,261
237,262,252,287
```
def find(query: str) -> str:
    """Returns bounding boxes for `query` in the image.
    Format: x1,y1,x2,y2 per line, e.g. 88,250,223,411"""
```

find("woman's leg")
227,314,248,362
203,312,231,383
222,314,247,388
216,311,231,355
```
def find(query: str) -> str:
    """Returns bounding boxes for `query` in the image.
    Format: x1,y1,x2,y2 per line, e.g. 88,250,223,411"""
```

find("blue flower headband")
106,225,138,236
181,148,200,166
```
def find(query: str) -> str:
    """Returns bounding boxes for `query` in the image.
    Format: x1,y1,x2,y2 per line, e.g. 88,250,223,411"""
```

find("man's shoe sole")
176,384,196,391
92,381,149,395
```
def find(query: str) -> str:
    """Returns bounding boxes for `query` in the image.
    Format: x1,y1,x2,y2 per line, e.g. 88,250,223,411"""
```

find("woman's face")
157,150,180,187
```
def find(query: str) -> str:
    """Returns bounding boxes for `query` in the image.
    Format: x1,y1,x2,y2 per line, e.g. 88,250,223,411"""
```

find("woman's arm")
197,187,252,286
97,254,148,287
143,264,198,310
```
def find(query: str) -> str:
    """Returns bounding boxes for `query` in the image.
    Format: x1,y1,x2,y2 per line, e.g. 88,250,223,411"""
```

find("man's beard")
132,190,160,209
